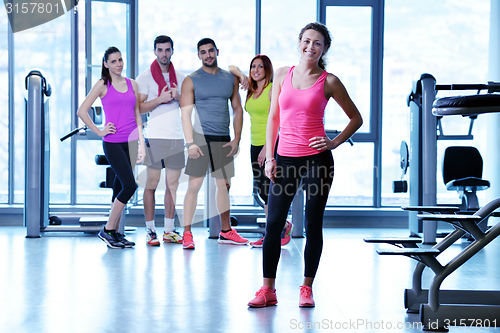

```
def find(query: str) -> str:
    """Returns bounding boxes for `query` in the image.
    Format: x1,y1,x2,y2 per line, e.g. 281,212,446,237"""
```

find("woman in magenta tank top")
248,23,363,308
77,46,146,249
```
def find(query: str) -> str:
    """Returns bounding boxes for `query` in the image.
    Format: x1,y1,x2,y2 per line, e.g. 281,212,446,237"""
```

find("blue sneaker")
98,228,125,249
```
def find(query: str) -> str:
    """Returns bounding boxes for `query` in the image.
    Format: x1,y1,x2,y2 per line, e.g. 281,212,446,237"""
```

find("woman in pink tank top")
77,46,146,249
248,23,363,308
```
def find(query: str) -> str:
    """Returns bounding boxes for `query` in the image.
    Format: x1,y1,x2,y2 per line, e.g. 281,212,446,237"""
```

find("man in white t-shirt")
137,35,186,246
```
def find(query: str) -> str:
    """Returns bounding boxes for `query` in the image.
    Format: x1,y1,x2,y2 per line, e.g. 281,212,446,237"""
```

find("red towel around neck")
150,60,178,97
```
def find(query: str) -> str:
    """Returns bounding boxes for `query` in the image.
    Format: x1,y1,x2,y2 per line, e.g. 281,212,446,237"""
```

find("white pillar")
485,0,500,223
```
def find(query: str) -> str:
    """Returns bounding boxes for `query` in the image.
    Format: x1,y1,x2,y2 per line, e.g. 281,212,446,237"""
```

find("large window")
0,0,493,212
76,0,131,204
137,0,256,206
381,0,491,207
12,13,72,204
323,4,377,206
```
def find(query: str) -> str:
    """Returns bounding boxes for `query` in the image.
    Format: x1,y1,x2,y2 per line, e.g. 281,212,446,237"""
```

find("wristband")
185,142,195,149
265,158,275,164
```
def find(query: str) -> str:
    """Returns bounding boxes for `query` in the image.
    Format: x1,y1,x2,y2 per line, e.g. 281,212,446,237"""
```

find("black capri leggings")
102,141,138,204
250,145,270,205
263,150,334,279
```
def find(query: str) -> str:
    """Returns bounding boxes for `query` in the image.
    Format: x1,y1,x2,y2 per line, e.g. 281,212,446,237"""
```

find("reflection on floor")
0,226,499,333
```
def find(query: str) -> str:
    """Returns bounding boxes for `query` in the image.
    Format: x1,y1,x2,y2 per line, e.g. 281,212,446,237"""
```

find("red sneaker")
281,221,293,246
299,285,315,307
250,236,265,248
182,231,195,249
248,286,278,308
218,229,249,245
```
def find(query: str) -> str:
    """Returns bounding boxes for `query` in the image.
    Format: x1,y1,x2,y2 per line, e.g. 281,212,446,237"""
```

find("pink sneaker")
281,221,293,246
218,229,249,245
299,285,315,307
250,236,265,248
248,286,278,308
182,231,195,249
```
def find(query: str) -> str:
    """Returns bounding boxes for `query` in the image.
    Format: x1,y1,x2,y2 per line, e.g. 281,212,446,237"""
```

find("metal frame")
70,0,78,205
317,0,384,207
255,0,261,55
7,2,14,205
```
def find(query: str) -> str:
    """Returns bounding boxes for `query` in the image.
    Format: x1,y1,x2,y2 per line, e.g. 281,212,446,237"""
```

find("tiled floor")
0,226,499,333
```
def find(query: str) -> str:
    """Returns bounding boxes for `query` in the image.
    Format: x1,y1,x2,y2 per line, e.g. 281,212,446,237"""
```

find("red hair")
247,55,273,101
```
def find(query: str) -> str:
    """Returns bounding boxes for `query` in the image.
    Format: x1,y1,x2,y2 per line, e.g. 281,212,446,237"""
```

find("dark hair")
247,55,273,101
197,38,217,51
298,22,332,70
101,46,121,85
154,35,174,50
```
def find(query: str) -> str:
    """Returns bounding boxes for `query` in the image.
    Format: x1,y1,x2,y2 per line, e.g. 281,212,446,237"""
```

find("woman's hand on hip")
100,122,116,137
309,136,333,151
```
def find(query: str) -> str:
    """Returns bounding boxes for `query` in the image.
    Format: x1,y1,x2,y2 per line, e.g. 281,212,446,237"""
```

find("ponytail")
101,46,121,85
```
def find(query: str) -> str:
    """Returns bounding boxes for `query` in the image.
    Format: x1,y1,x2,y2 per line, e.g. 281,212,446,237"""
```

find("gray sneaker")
98,228,125,249
116,233,135,248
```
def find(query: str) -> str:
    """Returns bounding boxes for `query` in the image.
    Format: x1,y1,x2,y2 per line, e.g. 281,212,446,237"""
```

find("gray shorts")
143,138,185,170
184,132,235,179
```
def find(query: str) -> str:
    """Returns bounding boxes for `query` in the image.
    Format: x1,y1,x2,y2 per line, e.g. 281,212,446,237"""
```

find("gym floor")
0,226,499,333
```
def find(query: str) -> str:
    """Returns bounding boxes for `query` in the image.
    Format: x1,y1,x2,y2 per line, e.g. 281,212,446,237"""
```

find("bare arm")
309,73,363,151
180,77,203,158
265,67,288,182
76,79,115,137
225,76,244,156
229,65,249,91
257,83,273,167
138,86,174,114
131,79,146,163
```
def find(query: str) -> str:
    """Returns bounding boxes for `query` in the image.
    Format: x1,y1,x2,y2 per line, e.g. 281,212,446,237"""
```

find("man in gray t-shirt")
180,38,248,249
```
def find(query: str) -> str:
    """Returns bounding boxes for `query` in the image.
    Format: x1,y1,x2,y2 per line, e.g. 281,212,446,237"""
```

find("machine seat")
432,94,500,116
442,146,489,192
445,177,490,192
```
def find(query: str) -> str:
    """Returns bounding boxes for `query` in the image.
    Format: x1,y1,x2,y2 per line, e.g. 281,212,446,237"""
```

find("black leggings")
250,145,270,204
263,150,334,279
102,141,138,204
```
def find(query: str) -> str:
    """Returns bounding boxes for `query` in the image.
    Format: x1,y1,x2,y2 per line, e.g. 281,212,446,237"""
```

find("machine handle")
60,126,87,142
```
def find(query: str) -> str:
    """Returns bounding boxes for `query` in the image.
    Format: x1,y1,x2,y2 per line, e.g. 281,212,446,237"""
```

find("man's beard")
203,58,217,68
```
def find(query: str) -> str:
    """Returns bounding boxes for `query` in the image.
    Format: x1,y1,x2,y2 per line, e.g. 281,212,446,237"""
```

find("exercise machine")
24,70,112,237
400,74,500,244
366,77,500,331
365,201,500,331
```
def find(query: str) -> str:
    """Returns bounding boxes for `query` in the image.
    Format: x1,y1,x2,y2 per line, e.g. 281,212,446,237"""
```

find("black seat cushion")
445,177,490,191
434,94,500,108
442,146,489,191
432,94,500,116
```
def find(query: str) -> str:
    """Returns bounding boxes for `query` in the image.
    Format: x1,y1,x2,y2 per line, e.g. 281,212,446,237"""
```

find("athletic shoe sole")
218,239,249,245
248,298,278,307
299,302,315,308
147,241,160,246
248,301,277,308
98,233,124,249
183,244,195,249
163,236,183,244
